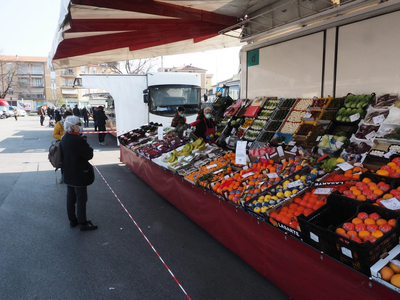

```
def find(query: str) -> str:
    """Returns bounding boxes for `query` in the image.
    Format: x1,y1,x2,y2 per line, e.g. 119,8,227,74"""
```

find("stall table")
120,145,398,300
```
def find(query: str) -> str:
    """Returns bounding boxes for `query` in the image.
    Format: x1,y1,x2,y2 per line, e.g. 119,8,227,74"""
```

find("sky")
0,0,241,85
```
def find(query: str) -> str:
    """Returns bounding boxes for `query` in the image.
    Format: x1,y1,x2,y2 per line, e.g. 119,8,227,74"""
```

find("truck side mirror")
143,89,149,104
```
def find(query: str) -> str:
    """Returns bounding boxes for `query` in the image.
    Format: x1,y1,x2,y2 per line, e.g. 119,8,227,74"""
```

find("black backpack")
48,139,63,171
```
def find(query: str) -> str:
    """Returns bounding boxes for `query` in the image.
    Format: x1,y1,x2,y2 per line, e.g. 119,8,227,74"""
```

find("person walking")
13,107,18,121
96,106,108,145
92,106,98,131
60,116,98,231
73,105,81,117
53,111,73,184
81,106,89,128
38,106,45,126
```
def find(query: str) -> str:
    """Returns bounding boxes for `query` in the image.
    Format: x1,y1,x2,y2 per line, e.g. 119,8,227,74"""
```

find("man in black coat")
60,116,98,231
73,105,81,117
96,106,108,145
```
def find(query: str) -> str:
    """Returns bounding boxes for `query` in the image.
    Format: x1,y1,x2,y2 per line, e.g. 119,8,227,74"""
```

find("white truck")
75,72,202,136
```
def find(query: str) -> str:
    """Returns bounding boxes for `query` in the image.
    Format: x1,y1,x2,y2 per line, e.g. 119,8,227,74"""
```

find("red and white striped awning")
49,0,253,69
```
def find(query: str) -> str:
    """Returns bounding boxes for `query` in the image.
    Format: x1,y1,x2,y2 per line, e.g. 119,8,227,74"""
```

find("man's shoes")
59,177,64,184
99,142,107,146
80,220,98,231
70,220,79,228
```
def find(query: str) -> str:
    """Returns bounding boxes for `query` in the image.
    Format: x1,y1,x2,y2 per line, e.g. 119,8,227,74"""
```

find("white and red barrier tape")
83,130,129,134
93,164,191,299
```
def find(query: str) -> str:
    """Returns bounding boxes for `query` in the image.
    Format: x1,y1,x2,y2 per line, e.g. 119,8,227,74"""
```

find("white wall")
243,10,400,99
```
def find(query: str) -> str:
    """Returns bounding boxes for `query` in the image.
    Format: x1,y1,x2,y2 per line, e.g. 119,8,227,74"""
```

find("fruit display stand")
120,145,399,300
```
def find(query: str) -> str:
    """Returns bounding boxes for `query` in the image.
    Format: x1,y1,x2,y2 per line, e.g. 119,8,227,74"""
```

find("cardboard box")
370,244,400,294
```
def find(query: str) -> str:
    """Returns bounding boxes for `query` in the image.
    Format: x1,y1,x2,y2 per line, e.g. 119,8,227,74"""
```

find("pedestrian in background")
13,107,18,121
38,106,45,126
81,106,89,128
92,106,98,131
52,110,73,184
60,116,98,231
96,106,108,145
73,104,81,117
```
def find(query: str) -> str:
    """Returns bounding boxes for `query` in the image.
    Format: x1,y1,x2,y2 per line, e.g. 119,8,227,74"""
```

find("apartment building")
0,55,112,111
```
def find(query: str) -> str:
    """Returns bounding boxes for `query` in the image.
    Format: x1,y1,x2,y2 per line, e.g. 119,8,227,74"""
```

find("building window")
33,78,43,87
81,66,85,74
102,69,106,74
93,67,97,74
68,68,73,75
68,79,73,86
62,79,66,86
32,65,43,74
89,67,93,74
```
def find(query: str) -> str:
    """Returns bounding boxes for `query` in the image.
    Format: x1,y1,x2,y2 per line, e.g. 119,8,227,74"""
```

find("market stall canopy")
49,0,389,69
49,0,251,69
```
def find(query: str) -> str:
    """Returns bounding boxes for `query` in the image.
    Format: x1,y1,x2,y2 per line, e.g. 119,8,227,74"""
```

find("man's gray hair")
64,116,81,132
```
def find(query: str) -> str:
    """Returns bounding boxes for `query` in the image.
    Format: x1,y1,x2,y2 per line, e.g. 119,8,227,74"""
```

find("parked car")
0,106,14,117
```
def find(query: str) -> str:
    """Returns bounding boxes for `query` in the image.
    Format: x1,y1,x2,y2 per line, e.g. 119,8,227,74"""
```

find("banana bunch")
176,143,193,157
165,150,178,163
192,138,206,150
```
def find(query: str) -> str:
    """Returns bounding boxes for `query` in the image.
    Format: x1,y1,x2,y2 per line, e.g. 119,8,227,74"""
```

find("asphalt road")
0,115,289,300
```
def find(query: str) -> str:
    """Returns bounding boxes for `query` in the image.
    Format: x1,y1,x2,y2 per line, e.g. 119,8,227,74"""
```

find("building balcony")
60,71,77,76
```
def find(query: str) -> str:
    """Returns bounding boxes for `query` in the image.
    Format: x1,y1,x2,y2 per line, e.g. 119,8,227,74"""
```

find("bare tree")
47,95,65,108
103,58,157,74
0,60,20,99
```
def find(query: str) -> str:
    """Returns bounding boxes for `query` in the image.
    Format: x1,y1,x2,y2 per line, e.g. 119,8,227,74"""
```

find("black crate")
359,171,399,187
327,203,400,276
297,193,360,253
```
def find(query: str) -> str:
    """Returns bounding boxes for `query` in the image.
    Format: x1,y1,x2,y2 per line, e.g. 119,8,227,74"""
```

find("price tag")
242,172,255,178
291,146,298,153
213,169,224,174
336,141,344,149
373,114,385,124
365,131,376,140
235,141,247,165
381,198,400,210
206,163,218,169
208,153,216,158
267,173,278,179
277,146,284,157
310,232,319,243
288,141,296,146
341,247,353,258
349,113,360,122
158,126,163,140
265,153,270,160
287,180,302,188
384,151,396,159
304,112,312,119
316,136,322,142
338,162,354,171
313,188,333,195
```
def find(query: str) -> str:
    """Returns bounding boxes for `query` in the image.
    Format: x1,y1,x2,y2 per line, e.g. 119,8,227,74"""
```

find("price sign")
381,198,400,210
267,173,278,179
336,141,344,149
373,114,385,124
235,141,247,165
242,172,255,178
291,146,298,153
213,169,224,174
206,164,218,169
277,146,284,157
365,131,376,140
316,136,322,142
158,126,163,140
384,151,396,159
287,180,302,188
338,162,354,171
314,188,333,195
288,141,296,146
304,112,312,119
349,113,360,122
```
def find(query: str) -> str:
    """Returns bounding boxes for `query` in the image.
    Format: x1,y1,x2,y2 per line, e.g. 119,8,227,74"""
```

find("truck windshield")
149,85,201,117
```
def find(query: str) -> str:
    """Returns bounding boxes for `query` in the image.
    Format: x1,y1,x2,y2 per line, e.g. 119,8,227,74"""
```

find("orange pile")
380,262,400,288
341,177,390,201
269,189,328,229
